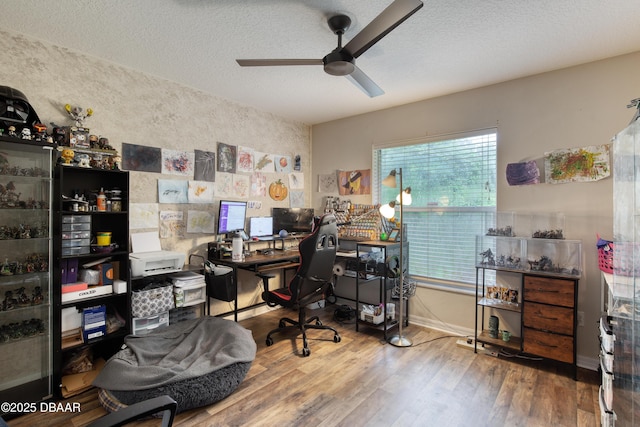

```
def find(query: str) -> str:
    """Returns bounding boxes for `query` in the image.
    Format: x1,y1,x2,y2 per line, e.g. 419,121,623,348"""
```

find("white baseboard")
408,314,598,371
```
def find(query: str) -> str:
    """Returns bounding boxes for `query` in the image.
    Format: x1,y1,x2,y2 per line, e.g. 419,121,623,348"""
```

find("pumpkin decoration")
269,179,288,201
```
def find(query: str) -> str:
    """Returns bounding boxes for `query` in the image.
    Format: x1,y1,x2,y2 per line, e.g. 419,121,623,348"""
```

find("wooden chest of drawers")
522,275,577,365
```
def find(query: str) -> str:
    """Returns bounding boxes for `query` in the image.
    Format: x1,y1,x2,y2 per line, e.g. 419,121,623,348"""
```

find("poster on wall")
506,160,540,185
289,190,304,208
237,146,255,173
217,142,237,173
254,151,274,172
544,144,610,184
318,173,338,192
288,172,304,190
159,210,184,238
130,203,159,229
338,169,371,195
250,172,267,196
194,149,216,182
233,174,250,198
215,172,233,198
162,149,194,176
187,210,216,234
158,179,189,203
188,180,215,203
122,143,162,173
274,155,292,173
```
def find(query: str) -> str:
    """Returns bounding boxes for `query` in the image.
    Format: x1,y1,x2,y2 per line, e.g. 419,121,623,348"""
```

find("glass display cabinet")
0,137,54,417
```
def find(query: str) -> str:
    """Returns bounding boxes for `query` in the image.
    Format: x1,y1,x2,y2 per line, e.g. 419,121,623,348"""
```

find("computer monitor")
249,216,273,238
272,208,315,234
217,200,247,235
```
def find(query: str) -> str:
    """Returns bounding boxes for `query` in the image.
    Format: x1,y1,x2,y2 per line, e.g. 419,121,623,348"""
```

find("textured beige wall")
0,30,310,313
0,30,310,250
312,52,640,367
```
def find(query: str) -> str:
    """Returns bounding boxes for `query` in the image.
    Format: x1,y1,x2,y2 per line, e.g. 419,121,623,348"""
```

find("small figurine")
7,126,17,137
1,258,13,275
20,128,32,140
65,104,93,127
60,148,75,165
3,290,16,310
31,286,43,305
76,153,91,168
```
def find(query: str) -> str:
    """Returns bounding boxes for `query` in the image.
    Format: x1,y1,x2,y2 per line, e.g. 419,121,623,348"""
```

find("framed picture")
388,228,400,242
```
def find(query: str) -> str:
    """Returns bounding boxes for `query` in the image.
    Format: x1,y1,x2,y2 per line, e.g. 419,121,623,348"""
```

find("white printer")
130,232,186,277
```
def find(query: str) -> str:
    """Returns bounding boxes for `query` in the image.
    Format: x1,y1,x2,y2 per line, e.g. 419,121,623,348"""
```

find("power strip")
456,339,500,357
456,339,476,351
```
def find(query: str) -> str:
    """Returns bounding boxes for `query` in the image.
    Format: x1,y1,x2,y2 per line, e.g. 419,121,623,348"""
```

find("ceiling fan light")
323,50,355,76
325,61,355,76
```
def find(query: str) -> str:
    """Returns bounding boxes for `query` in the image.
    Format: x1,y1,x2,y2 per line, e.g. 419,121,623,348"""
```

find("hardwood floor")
8,305,600,427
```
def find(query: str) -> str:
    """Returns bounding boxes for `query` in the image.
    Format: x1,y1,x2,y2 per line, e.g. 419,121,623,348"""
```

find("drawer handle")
533,339,557,348
536,288,560,293
539,315,558,321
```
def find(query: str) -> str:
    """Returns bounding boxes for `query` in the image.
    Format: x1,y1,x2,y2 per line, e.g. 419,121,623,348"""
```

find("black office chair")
259,213,341,356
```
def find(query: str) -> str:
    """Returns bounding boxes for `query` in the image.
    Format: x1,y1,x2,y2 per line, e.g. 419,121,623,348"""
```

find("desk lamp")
379,168,412,347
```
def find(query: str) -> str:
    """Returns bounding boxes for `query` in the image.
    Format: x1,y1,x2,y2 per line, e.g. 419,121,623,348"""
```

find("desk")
206,250,300,321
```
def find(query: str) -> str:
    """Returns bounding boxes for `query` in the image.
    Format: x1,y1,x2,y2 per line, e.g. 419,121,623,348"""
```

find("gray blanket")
93,316,256,391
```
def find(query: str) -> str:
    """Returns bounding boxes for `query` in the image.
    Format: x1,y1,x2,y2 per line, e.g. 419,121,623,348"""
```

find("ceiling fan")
236,0,424,97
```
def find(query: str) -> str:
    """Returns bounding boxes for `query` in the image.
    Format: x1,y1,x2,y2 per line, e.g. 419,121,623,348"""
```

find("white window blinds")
374,130,497,287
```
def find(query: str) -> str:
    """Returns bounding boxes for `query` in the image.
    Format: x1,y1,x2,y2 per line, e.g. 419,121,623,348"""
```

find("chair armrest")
256,273,278,307
88,395,177,427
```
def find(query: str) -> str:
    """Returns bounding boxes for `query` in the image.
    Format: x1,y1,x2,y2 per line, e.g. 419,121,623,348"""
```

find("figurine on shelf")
1,258,13,275
3,290,16,310
60,148,75,165
32,286,43,305
20,128,31,140
64,104,93,127
16,287,30,307
7,126,17,137
479,248,495,266
76,153,91,168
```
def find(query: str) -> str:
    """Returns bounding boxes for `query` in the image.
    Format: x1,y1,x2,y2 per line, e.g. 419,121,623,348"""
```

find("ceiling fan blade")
343,0,424,58
345,66,384,97
236,59,322,67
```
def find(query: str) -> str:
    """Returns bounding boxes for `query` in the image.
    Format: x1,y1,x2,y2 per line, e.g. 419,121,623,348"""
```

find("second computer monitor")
249,216,273,238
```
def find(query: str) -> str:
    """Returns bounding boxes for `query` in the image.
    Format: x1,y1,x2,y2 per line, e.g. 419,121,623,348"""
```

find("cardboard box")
96,263,113,285
82,305,106,342
61,358,105,398
61,284,112,303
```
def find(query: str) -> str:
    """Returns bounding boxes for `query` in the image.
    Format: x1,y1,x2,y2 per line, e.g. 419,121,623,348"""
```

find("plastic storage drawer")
132,311,170,335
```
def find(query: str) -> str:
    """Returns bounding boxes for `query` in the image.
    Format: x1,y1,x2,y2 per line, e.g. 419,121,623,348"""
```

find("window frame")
373,128,498,292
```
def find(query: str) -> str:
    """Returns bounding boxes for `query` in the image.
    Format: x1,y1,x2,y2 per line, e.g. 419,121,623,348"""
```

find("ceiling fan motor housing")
323,50,355,76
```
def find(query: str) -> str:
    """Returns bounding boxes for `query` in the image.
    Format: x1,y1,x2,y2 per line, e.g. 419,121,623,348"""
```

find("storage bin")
173,281,206,307
62,246,91,256
360,311,384,324
62,230,91,240
62,238,91,248
62,223,91,232
131,283,174,318
205,264,236,302
132,311,170,335
169,306,199,324
62,215,91,223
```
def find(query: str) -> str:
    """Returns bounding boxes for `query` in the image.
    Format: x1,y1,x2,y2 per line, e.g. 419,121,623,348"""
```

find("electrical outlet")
578,311,585,327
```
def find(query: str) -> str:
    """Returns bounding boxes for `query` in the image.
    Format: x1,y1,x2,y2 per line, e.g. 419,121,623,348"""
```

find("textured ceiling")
1,0,640,125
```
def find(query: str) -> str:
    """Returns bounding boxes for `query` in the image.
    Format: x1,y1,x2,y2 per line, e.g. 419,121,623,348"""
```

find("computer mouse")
252,237,259,241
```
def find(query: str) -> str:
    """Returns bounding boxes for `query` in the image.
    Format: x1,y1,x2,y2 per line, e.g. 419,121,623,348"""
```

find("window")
374,129,497,289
